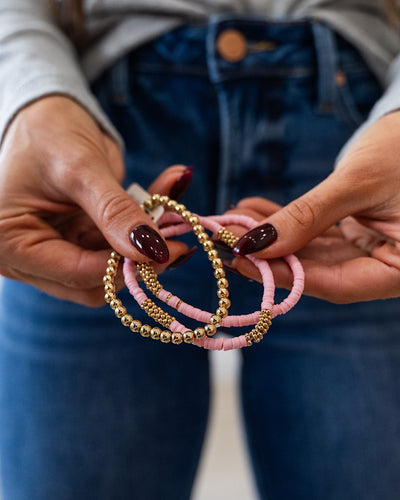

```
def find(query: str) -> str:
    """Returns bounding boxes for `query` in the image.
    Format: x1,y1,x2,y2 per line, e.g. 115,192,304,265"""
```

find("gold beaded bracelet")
103,192,304,350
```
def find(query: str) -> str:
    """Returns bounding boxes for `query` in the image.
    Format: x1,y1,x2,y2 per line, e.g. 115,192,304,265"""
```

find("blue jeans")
1,16,400,500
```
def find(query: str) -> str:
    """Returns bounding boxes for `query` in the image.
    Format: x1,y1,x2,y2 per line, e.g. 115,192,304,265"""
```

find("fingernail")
167,246,197,269
169,166,193,201
224,262,253,282
129,225,169,263
213,240,235,261
233,223,277,256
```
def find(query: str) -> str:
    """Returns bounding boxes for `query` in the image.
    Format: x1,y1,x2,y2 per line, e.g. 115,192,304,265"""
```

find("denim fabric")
1,16,400,500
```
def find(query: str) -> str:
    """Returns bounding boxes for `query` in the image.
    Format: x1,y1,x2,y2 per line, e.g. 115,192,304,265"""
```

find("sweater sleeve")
338,53,400,160
0,0,123,148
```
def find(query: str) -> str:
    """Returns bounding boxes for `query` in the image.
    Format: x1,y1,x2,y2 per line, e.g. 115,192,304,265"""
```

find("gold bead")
189,215,199,226
121,314,133,326
210,314,222,326
151,194,161,202
114,306,127,318
212,258,223,269
245,333,253,346
140,325,151,337
106,266,116,275
110,298,122,310
219,297,231,308
181,210,192,221
129,320,142,332
150,327,162,340
205,324,216,336
167,199,177,209
217,278,229,289
214,267,225,279
110,250,120,260
103,275,112,284
104,292,114,303
217,288,229,299
160,331,171,343
159,195,169,205
143,198,154,210
193,224,204,235
104,283,114,293
194,327,205,340
183,331,194,344
197,232,208,244
202,240,214,251
107,258,117,267
171,332,183,344
208,249,218,260
256,323,266,334
216,307,228,318
175,204,186,214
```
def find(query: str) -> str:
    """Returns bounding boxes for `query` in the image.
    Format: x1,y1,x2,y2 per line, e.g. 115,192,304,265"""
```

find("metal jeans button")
216,29,247,62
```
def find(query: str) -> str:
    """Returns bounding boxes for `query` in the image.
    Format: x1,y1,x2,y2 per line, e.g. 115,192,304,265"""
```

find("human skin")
0,96,189,306
224,112,400,303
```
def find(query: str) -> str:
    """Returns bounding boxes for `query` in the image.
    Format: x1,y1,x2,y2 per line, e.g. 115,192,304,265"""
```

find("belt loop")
311,22,337,113
109,55,131,105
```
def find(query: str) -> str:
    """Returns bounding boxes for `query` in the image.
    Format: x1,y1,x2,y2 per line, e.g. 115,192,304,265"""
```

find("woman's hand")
0,96,190,306
225,111,400,303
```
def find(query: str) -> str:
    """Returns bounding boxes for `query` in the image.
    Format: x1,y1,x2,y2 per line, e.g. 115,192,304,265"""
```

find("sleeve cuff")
0,74,124,151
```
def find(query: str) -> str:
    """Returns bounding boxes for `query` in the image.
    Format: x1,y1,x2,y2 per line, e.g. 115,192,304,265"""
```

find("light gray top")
1,0,400,150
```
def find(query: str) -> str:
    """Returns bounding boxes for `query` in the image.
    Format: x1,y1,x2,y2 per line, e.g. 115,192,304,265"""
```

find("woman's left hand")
223,111,400,304
223,197,400,304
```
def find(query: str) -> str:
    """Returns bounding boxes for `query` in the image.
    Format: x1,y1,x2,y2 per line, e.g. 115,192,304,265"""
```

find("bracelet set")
103,193,304,351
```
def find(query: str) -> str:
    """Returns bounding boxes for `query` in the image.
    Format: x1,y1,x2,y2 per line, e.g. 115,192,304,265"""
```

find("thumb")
71,164,190,263
233,172,355,259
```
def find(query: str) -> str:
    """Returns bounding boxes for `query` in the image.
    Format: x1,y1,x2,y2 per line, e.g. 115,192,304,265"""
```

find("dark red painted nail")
167,246,197,269
169,167,193,201
233,223,277,256
129,225,169,263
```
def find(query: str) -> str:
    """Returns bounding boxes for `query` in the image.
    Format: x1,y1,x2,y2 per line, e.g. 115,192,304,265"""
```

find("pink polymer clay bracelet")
104,193,304,351
121,204,304,351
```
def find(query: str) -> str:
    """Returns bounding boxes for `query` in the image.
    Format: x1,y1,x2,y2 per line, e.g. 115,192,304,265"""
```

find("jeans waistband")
110,16,365,112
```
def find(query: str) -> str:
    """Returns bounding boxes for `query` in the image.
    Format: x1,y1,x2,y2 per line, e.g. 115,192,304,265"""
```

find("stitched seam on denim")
214,67,315,83
130,63,210,76
240,369,274,500
336,85,363,128
132,65,316,81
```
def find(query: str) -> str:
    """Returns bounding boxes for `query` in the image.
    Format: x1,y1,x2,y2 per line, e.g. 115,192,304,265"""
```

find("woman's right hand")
0,95,190,306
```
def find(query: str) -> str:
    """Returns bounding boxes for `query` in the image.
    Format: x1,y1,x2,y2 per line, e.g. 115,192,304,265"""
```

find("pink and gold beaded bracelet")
103,189,304,351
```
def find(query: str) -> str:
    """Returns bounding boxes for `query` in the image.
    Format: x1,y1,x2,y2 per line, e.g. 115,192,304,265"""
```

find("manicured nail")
129,225,169,263
224,262,253,282
169,166,193,201
233,223,277,256
213,240,235,261
167,247,197,269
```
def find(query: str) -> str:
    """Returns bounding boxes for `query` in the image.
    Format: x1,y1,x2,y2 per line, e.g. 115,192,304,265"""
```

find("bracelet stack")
103,193,304,351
